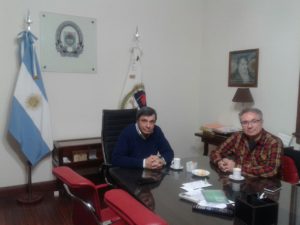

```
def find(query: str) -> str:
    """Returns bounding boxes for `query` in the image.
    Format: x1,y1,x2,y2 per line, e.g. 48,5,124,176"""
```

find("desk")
194,132,230,156
110,157,299,225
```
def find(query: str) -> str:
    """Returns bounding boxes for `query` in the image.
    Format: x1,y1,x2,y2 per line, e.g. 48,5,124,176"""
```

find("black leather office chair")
101,108,137,183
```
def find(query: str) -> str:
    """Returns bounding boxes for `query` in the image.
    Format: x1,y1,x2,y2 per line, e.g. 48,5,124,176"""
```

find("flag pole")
16,11,43,204
17,161,43,204
119,26,146,109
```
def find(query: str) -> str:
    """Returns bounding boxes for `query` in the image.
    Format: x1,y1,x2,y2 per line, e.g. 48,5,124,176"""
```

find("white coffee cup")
232,167,242,179
172,157,181,169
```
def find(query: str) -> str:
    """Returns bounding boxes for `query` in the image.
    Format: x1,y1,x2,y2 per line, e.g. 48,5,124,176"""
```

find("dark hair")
136,106,157,121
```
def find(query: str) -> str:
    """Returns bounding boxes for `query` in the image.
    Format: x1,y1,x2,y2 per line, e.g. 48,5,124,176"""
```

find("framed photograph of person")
228,49,259,87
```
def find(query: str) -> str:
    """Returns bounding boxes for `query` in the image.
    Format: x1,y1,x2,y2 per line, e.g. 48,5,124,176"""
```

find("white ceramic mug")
172,157,181,169
232,167,242,179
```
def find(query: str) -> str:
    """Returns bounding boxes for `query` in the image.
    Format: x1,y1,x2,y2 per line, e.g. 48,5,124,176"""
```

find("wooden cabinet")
52,137,103,175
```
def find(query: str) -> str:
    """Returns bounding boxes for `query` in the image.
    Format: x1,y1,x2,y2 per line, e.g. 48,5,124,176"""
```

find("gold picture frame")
73,151,88,162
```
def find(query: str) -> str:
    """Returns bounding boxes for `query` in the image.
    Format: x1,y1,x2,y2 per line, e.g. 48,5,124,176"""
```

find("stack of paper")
179,182,233,209
179,180,212,203
181,180,212,191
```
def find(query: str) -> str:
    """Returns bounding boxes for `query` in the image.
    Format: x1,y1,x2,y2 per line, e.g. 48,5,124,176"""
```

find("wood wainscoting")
0,180,57,198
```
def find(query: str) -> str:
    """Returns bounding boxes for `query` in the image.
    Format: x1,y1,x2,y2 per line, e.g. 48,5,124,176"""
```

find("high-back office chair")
53,166,168,225
101,108,137,182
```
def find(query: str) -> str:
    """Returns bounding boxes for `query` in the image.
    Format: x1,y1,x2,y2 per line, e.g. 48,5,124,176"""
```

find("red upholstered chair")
53,166,168,225
281,155,299,184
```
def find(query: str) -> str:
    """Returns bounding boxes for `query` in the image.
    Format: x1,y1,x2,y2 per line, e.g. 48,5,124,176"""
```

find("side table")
194,132,230,156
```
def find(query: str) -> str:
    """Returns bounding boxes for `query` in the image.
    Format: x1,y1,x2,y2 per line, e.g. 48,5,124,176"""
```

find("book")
201,189,229,204
192,203,234,218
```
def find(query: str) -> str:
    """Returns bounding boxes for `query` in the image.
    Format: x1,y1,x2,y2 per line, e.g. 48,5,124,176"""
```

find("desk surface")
109,157,299,225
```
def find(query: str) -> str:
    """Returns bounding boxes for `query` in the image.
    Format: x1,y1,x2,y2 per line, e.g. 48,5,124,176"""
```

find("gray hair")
239,108,263,121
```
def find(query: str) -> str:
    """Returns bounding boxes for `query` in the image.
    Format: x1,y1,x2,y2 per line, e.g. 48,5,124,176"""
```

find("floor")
0,191,73,225
0,173,106,225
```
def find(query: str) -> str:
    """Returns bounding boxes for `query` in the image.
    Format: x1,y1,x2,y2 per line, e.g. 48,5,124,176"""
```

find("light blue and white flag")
8,31,53,166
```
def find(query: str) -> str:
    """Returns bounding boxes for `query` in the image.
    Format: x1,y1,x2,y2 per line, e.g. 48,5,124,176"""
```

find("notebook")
201,189,229,204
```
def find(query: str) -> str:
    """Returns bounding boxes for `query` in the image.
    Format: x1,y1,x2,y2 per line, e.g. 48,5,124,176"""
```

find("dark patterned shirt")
210,129,283,178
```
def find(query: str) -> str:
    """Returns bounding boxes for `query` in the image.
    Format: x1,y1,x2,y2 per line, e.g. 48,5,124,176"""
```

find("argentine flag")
8,31,53,166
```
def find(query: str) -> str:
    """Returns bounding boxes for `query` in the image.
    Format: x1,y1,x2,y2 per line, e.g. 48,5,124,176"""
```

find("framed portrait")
228,49,259,87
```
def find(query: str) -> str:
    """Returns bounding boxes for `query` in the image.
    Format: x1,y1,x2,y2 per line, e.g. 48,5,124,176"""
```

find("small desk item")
229,174,245,181
170,165,184,170
263,184,282,193
235,194,278,225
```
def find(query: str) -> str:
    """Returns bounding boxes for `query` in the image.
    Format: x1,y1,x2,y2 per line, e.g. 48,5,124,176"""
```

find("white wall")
0,0,203,187
199,0,300,136
1,0,300,187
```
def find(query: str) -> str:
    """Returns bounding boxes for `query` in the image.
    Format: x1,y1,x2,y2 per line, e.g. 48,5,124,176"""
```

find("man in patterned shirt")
210,108,283,178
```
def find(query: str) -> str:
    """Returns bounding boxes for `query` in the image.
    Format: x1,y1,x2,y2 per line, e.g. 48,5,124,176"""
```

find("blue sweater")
111,124,174,168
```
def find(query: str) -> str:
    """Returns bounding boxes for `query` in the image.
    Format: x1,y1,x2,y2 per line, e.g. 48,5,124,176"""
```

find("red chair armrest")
95,183,111,190
282,155,299,184
104,189,168,225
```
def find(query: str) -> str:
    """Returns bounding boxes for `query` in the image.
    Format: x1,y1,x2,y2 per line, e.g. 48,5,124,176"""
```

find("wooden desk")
194,132,230,156
109,157,299,225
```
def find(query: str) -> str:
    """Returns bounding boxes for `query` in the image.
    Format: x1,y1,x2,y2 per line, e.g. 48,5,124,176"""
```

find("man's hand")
217,158,235,173
145,155,164,169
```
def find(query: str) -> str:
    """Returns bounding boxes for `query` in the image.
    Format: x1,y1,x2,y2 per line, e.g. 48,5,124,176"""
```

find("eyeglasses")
240,119,261,126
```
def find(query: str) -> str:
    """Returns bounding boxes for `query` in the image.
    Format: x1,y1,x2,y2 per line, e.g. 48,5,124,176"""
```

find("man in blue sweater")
111,106,174,169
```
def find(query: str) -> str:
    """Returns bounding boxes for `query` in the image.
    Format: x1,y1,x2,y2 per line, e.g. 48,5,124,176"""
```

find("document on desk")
179,190,229,208
179,190,205,203
179,181,230,208
181,180,212,192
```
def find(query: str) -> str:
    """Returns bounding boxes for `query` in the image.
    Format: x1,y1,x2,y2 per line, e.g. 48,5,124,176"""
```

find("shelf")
52,137,103,176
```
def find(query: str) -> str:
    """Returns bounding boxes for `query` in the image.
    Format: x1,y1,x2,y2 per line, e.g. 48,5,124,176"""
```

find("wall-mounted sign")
40,12,97,73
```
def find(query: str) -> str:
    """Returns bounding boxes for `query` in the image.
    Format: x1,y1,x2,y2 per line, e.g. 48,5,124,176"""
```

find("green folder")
201,189,229,204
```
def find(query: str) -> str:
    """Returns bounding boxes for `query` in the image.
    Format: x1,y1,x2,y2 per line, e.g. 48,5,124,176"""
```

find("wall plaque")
40,12,97,73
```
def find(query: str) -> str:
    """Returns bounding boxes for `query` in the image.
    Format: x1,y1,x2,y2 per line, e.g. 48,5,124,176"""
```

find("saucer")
229,174,245,181
170,165,184,170
192,169,210,177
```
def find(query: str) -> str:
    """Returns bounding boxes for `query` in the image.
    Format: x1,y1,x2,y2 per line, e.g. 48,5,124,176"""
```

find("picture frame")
72,151,88,162
228,49,259,87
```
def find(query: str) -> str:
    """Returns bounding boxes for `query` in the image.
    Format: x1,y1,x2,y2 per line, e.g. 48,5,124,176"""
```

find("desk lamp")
232,88,254,103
